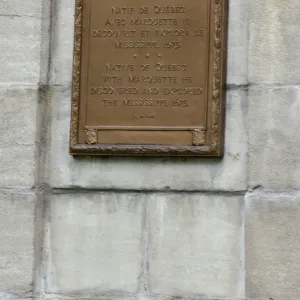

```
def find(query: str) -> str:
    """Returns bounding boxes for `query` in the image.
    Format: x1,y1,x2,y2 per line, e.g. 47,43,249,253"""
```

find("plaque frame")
70,0,228,156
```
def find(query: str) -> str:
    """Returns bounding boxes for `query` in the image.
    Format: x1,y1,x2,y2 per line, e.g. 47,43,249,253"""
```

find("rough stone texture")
148,194,244,298
0,17,41,83
3,0,300,299
0,294,31,300
227,0,249,85
249,87,300,190
45,193,144,295
0,87,37,146
0,0,42,189
246,191,300,299
249,0,300,84
39,2,52,86
0,191,36,297
48,86,247,191
0,86,38,188
50,0,75,85
0,0,42,17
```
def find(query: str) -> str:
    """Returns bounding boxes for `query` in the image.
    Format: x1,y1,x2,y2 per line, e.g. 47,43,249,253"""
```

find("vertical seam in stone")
246,0,251,192
237,194,246,298
33,0,56,298
138,197,150,295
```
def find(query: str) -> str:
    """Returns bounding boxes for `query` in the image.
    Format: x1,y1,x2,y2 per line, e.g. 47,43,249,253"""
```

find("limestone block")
0,192,35,297
0,0,42,17
39,2,53,85
0,294,23,300
0,16,41,83
0,86,38,188
0,86,37,146
50,0,75,85
45,193,144,294
249,87,300,190
0,146,36,189
148,194,244,298
227,0,249,85
48,86,247,191
249,0,300,84
246,191,300,298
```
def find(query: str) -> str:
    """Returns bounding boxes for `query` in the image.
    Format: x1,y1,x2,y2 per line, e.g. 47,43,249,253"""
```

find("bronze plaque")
70,0,228,156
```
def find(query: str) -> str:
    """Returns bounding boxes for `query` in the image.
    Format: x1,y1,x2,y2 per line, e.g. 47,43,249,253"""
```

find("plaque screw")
146,53,150,58
133,54,137,58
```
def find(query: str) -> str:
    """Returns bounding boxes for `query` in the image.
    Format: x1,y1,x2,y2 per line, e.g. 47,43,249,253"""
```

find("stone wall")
1,1,300,299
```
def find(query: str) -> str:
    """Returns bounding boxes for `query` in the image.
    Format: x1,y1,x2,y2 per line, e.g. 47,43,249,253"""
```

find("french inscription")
70,0,228,156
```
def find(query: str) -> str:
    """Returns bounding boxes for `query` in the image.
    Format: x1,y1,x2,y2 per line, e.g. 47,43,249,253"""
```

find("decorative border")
192,129,206,146
211,0,224,153
70,0,227,156
70,0,83,147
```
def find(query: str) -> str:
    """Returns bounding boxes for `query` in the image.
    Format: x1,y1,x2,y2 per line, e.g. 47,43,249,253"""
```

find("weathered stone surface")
0,146,36,189
227,0,249,85
48,86,247,191
0,0,42,17
249,87,300,190
0,192,35,296
0,86,38,188
148,194,244,298
50,0,74,85
45,193,144,294
246,191,300,298
39,2,53,85
0,86,37,146
0,17,41,83
0,293,31,300
249,0,300,84
3,0,300,298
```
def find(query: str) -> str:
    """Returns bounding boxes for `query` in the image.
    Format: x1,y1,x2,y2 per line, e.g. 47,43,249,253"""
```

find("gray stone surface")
0,17,41,83
47,86,247,191
45,193,144,294
249,0,300,84
0,86,37,146
227,0,249,85
148,194,244,298
3,0,300,298
50,0,74,85
249,87,300,190
0,86,38,188
0,146,36,189
0,294,31,300
39,2,52,85
0,191,35,297
246,191,300,299
0,0,42,17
